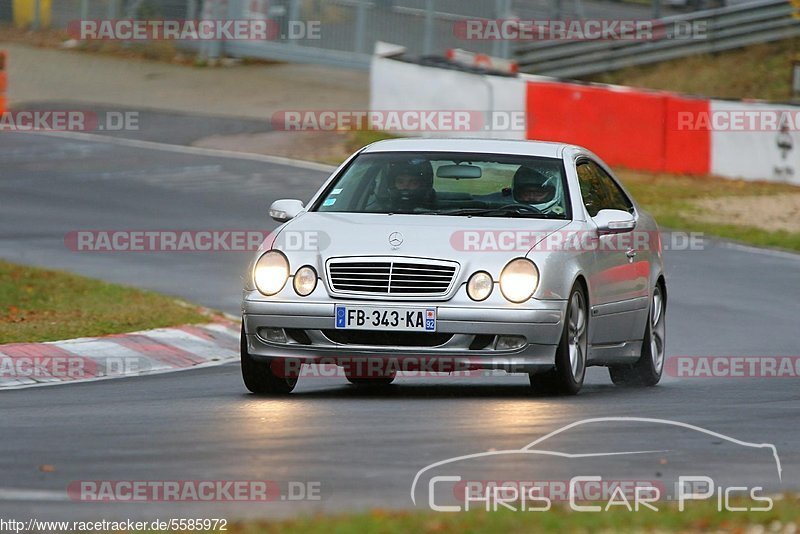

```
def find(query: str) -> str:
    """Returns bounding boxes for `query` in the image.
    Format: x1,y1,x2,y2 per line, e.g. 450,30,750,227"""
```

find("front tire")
240,326,298,395
609,283,666,387
530,284,588,395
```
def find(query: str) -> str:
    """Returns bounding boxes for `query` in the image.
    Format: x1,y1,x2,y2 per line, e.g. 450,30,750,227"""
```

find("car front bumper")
242,291,567,372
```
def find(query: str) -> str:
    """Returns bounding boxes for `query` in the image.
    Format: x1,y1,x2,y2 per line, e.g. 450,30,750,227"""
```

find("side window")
577,162,601,217
576,161,633,217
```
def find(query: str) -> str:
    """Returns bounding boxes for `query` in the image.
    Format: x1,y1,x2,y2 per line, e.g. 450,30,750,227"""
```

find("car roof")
360,138,570,158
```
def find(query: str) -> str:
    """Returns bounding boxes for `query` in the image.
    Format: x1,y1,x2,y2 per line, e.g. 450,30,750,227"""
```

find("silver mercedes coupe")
240,139,667,395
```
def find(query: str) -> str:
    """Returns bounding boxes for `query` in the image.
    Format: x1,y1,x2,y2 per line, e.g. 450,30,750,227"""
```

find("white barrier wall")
370,52,800,183
370,55,527,140
710,100,800,184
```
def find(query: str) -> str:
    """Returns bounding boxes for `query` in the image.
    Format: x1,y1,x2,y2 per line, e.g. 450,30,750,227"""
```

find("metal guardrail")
514,0,800,78
21,0,799,74
43,0,504,70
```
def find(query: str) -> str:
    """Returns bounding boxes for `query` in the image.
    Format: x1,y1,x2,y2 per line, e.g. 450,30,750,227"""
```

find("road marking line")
0,488,70,502
19,131,337,172
718,241,800,261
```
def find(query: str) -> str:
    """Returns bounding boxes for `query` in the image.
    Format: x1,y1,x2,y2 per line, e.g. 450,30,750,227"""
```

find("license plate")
334,305,436,332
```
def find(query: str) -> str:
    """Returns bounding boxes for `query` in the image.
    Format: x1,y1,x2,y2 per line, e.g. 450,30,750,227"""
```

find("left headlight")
253,250,289,296
293,265,318,296
499,258,539,303
467,271,493,301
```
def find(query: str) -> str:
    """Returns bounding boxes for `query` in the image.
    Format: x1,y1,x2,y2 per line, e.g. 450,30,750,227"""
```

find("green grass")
228,496,800,533
616,169,800,251
0,260,216,343
586,37,800,101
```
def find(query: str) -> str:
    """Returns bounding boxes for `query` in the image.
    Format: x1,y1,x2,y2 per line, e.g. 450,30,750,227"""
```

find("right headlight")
467,271,493,301
293,265,318,296
253,250,289,296
499,258,539,303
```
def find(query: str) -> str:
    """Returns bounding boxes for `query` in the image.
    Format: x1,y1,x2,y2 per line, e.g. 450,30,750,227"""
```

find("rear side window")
576,161,633,217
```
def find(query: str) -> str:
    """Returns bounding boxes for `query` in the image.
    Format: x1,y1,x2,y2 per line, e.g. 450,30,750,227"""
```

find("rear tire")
240,326,298,395
609,283,666,387
530,284,588,395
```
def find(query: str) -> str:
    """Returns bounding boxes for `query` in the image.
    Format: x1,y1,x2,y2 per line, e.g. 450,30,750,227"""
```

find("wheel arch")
656,273,667,305
572,273,589,304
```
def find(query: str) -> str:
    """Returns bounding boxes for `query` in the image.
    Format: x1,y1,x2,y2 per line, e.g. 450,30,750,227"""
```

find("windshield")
312,152,570,219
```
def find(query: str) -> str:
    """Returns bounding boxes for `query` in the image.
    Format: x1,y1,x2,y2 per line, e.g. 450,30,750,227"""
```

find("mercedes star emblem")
388,232,404,248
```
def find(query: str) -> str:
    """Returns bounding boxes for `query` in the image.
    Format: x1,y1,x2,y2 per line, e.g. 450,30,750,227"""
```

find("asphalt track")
1,118,799,522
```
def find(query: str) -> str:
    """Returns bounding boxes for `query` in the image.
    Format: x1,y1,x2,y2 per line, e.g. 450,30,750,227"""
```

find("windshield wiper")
430,205,553,218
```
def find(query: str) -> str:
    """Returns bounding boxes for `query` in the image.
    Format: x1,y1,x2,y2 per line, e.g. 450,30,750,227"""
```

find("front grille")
322,330,453,347
328,258,458,296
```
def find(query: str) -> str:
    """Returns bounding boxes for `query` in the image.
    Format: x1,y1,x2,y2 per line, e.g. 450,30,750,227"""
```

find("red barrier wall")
526,80,665,169
525,79,711,175
663,95,711,175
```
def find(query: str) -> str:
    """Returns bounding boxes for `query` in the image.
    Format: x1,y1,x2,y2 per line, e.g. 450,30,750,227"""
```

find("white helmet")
512,166,562,214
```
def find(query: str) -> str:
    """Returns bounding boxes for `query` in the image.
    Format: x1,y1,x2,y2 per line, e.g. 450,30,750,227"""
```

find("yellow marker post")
12,0,52,29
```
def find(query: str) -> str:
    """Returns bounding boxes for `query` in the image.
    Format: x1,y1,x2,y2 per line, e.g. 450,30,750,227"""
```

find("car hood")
273,212,571,260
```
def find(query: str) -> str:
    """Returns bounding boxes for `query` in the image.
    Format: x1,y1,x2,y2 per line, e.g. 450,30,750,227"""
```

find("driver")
512,166,559,212
385,160,435,212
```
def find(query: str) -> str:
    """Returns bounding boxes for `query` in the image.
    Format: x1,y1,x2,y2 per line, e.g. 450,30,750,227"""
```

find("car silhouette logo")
409,416,783,506
388,232,404,248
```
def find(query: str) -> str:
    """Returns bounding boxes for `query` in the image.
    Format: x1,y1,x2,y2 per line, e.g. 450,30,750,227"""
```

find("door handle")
626,249,637,259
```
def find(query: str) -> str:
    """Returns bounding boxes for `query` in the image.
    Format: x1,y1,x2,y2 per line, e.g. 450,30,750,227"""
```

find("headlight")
467,271,493,301
293,265,318,296
499,258,539,303
253,251,289,296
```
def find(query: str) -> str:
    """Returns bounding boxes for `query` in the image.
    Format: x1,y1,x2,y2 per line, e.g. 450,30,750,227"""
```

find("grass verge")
586,37,800,102
0,24,200,66
228,496,799,533
617,169,800,252
0,260,217,343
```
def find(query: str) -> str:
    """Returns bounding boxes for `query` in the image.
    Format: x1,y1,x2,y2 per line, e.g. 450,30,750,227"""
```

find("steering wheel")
494,203,543,214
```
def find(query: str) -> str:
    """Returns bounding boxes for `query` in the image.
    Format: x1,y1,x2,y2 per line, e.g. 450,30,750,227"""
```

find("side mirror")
593,209,636,234
269,199,304,223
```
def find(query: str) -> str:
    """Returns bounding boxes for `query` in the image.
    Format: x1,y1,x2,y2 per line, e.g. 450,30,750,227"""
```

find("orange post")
0,51,6,114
